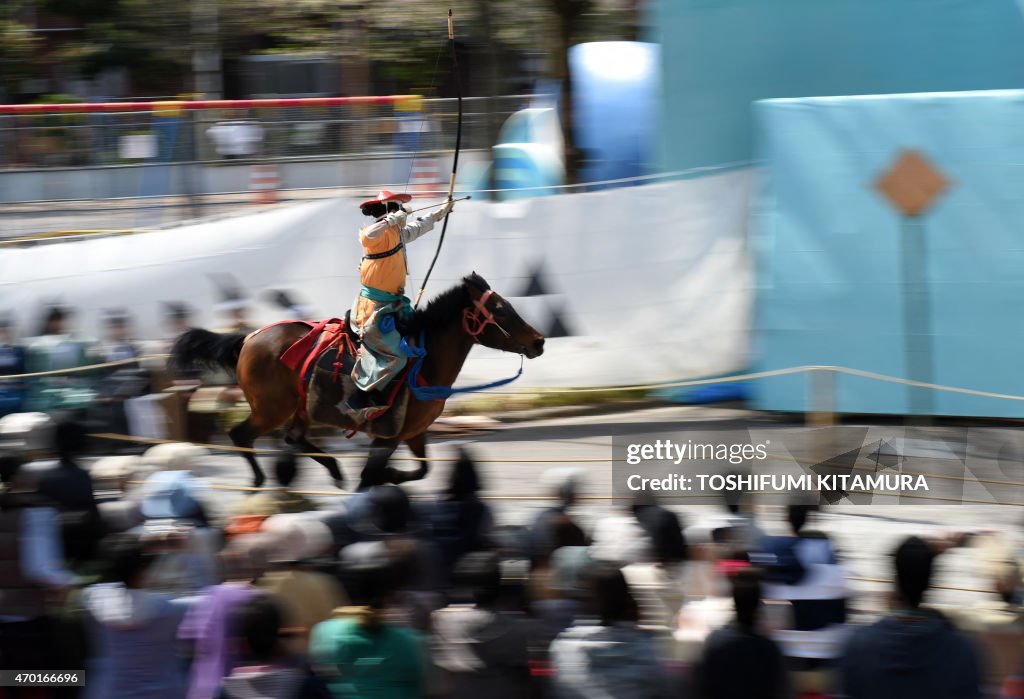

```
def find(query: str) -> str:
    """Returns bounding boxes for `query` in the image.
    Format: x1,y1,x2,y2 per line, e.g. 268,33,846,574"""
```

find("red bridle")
462,289,510,340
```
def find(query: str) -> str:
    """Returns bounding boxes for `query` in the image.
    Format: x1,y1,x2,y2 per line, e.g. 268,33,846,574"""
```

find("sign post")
875,149,950,422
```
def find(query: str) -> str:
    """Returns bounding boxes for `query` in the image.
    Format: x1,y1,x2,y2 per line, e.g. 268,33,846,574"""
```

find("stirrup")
344,390,371,412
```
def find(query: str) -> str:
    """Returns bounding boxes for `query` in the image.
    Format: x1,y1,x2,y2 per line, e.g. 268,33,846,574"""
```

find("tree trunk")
551,0,586,184
474,0,502,199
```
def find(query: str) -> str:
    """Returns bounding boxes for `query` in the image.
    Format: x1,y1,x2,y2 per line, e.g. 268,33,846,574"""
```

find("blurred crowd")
0,295,260,425
0,412,1022,699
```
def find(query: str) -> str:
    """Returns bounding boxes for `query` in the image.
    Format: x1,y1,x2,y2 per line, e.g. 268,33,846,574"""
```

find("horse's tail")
170,328,246,374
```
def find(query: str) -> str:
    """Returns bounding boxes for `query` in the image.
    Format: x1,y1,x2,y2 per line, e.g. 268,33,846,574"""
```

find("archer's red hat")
360,190,412,208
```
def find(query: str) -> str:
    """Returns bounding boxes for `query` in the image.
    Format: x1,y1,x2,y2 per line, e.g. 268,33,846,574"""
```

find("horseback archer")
346,190,454,421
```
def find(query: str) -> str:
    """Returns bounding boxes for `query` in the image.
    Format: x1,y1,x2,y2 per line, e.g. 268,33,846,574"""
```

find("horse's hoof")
333,478,346,490
253,476,266,489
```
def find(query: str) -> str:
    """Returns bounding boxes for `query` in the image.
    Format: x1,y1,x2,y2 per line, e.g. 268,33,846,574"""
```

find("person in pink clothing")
178,549,261,699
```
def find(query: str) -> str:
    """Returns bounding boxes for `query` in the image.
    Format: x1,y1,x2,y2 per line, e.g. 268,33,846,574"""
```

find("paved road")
136,404,1022,614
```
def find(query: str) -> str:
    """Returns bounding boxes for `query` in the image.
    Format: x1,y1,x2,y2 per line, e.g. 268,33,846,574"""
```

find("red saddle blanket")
278,318,346,371
267,318,352,420
270,317,409,428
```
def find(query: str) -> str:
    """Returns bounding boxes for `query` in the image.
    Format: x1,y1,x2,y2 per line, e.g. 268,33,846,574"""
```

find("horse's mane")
403,273,489,336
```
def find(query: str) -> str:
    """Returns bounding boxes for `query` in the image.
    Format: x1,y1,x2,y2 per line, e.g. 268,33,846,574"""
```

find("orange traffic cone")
409,157,441,195
249,164,280,204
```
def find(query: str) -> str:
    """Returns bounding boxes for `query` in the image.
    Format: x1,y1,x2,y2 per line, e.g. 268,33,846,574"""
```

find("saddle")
275,314,411,430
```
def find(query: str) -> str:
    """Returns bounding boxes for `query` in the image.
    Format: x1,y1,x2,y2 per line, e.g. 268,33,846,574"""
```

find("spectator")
178,549,261,699
81,533,189,699
325,449,414,547
310,541,425,699
207,118,264,159
589,500,654,567
720,474,766,552
838,536,983,699
36,304,72,338
213,279,256,335
137,470,219,594
160,302,198,385
632,492,688,563
230,450,319,518
0,313,27,415
696,567,788,699
95,309,150,436
939,534,1024,696
754,503,849,693
164,301,195,339
219,596,331,699
0,451,77,678
530,540,591,638
621,492,690,633
549,561,670,699
24,305,92,412
432,551,536,699
528,467,587,563
100,308,141,365
427,447,494,578
256,514,348,655
36,416,103,566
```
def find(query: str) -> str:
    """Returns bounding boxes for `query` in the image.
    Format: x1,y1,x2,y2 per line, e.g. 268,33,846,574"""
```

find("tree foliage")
2,0,638,99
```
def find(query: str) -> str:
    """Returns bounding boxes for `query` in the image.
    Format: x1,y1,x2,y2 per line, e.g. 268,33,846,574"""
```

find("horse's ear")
464,271,490,292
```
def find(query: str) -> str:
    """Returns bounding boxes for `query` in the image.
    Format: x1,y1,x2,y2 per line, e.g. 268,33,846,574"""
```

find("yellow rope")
9,357,1024,401
5,355,169,379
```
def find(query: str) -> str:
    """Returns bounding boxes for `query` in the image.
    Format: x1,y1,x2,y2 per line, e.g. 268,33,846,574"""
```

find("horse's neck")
421,318,474,387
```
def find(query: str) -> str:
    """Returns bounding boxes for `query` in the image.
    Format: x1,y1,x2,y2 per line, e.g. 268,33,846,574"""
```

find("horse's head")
462,273,545,358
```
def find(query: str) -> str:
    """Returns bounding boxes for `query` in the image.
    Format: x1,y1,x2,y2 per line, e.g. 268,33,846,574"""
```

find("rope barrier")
4,354,169,379
5,351,1023,502
0,230,137,247
88,433,610,462
14,356,1024,402
90,431,1024,494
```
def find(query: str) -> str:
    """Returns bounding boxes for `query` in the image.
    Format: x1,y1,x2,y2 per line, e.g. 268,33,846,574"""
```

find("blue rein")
400,332,523,401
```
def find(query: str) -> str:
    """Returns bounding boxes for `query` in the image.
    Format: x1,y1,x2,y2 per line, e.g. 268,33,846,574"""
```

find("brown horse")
171,273,545,489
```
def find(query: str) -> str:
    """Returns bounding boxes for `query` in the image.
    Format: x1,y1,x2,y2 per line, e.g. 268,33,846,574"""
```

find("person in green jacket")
309,541,425,699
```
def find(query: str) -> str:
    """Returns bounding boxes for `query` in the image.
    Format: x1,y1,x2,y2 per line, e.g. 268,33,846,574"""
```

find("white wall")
1,171,753,388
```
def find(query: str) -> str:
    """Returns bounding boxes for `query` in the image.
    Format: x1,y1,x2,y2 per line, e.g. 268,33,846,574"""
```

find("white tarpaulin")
2,172,753,388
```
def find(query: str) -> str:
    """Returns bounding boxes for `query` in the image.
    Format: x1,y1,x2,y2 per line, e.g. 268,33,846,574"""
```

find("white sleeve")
21,507,75,588
361,219,392,241
400,216,436,245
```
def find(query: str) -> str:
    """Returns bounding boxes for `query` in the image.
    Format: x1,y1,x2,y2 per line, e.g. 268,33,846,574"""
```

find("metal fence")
0,95,531,170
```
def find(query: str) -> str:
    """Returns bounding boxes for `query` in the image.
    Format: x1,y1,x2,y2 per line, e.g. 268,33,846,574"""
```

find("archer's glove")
385,210,408,229
432,200,455,222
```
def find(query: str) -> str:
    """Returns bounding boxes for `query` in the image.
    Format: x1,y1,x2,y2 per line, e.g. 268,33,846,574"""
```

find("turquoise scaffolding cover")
648,0,1024,171
753,90,1024,417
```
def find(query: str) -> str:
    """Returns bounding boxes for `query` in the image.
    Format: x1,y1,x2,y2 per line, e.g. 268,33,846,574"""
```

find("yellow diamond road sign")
875,150,950,217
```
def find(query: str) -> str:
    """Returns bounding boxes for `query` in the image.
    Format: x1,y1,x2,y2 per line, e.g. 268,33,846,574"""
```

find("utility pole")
192,0,222,99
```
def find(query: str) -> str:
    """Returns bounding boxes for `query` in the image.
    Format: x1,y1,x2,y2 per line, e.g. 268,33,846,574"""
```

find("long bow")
414,9,463,309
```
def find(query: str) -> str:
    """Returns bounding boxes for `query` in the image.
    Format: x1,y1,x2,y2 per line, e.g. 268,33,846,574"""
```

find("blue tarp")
648,0,1024,171
752,90,1024,417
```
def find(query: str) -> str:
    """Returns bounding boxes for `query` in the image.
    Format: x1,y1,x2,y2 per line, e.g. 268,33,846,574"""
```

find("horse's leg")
357,439,399,490
295,437,345,490
402,432,430,482
228,416,267,488
283,417,345,489
376,432,428,485
231,322,309,489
